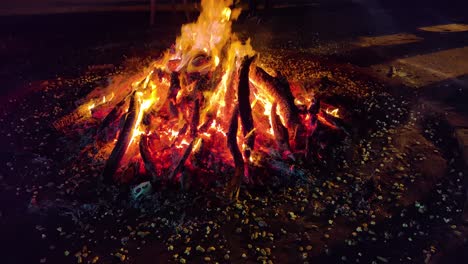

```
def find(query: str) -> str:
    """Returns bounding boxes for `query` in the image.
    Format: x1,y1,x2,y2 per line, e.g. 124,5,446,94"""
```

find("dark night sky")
0,0,149,15
1,0,145,6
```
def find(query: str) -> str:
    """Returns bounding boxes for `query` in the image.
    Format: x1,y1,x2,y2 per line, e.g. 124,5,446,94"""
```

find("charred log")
226,107,244,200
238,56,256,160
102,92,140,184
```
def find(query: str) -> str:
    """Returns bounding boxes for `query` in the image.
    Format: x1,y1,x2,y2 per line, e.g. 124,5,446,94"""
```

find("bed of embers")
1,1,467,264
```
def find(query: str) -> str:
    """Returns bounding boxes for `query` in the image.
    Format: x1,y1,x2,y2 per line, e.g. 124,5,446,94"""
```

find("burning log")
194,75,209,92
142,108,158,131
191,138,204,168
222,56,239,120
121,161,139,184
320,110,351,136
98,96,127,131
187,52,212,74
226,107,244,200
168,101,179,119
190,99,200,137
166,72,182,120
177,123,189,137
195,77,216,130
198,113,214,132
168,140,195,182
139,134,159,183
168,98,200,184
168,72,181,100
250,66,301,128
238,56,256,160
271,102,291,152
208,41,231,89
97,96,128,142
102,92,140,184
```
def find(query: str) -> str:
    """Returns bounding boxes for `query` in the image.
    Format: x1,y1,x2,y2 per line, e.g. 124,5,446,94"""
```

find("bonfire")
55,0,344,200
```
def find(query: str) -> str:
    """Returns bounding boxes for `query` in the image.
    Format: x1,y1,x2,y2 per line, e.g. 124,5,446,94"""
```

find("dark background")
1,0,466,15
1,0,467,99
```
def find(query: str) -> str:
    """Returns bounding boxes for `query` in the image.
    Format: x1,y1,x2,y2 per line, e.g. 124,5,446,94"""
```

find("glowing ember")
63,0,345,199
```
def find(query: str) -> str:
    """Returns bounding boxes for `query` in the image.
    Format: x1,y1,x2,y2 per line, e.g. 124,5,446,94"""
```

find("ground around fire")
1,1,468,264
